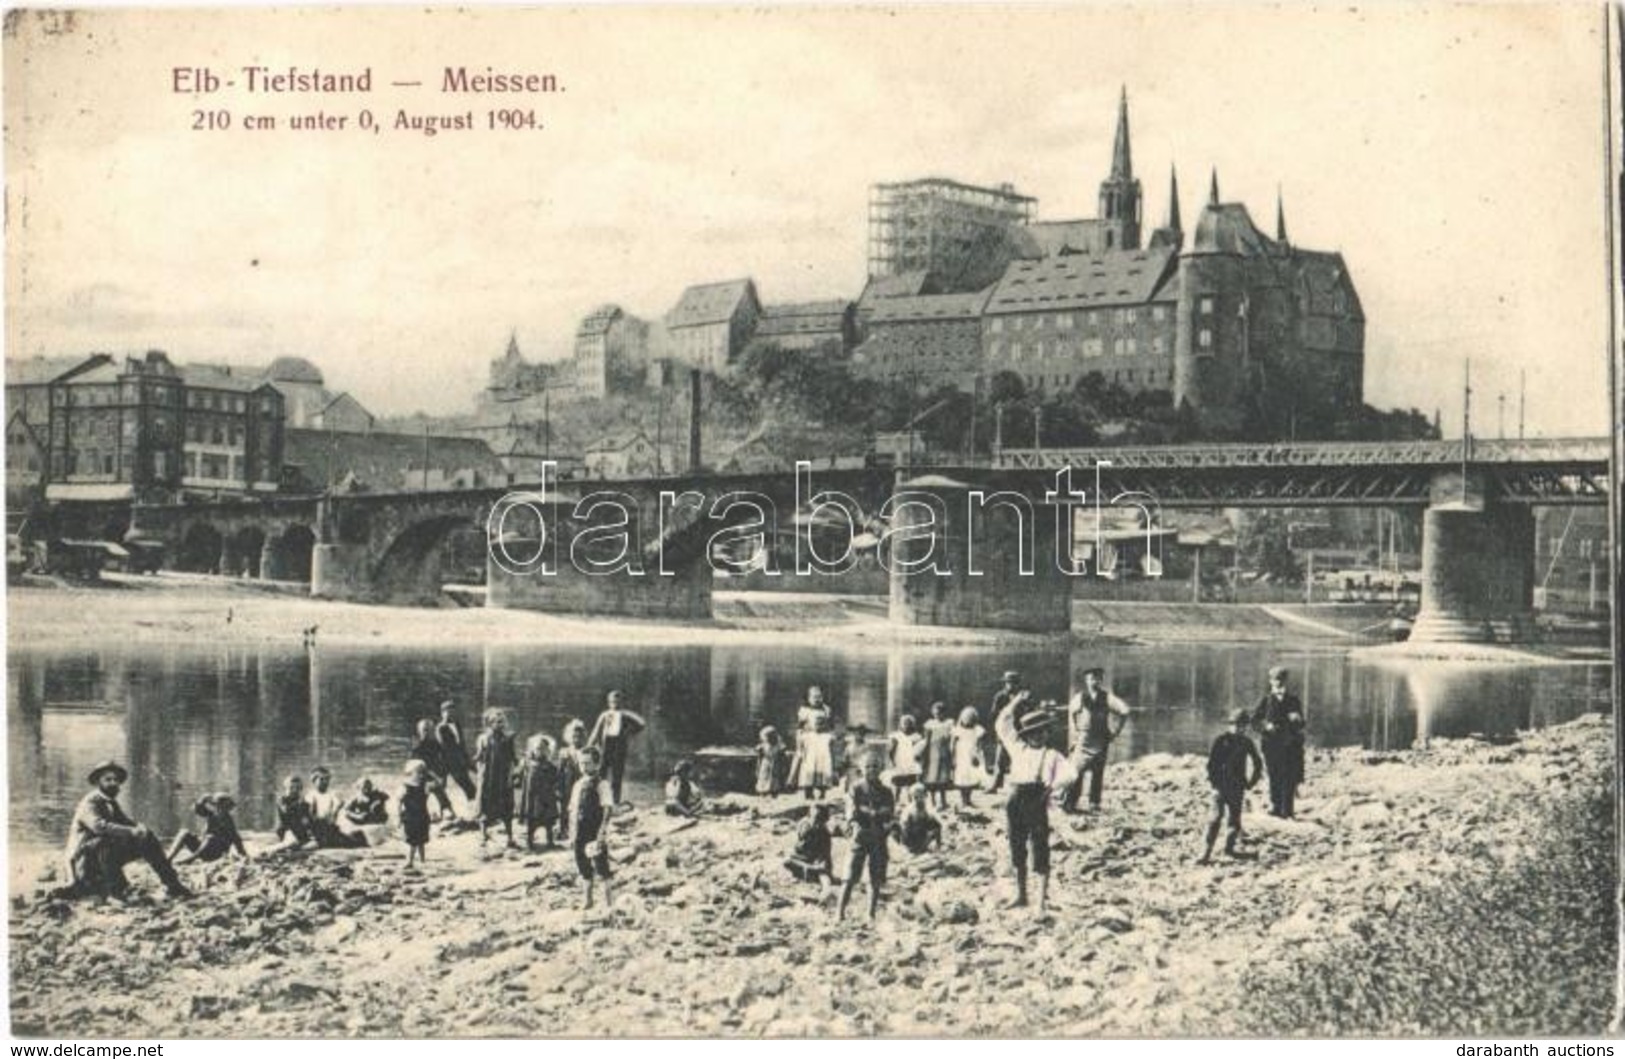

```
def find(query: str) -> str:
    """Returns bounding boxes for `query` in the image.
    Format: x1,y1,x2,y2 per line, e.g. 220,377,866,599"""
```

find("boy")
567,745,616,911
838,754,896,921
993,691,1077,912
664,760,706,819
1200,709,1265,864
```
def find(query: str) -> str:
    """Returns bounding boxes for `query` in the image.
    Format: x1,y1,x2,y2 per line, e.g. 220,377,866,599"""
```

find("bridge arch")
226,527,266,578
371,514,480,603
263,524,316,583
176,523,224,573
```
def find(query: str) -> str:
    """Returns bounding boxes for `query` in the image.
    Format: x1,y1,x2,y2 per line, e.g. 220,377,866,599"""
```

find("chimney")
688,370,703,472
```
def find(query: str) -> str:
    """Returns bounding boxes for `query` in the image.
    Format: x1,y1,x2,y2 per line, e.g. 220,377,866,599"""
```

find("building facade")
851,289,992,393
752,300,857,354
658,279,761,372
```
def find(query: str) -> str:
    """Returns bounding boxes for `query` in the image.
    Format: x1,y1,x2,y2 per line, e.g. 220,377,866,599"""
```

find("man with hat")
59,761,192,900
1062,667,1133,813
1200,709,1264,864
984,670,1027,793
1251,666,1307,818
993,691,1077,912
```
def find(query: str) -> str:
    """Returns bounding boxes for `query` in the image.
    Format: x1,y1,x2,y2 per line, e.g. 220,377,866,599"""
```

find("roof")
1190,203,1275,256
4,355,95,387
754,300,851,338
666,279,757,330
858,271,938,304
265,356,324,384
576,304,625,339
183,363,278,393
584,429,652,454
1294,250,1364,321
984,249,1178,314
1026,219,1106,257
863,289,991,324
283,428,504,492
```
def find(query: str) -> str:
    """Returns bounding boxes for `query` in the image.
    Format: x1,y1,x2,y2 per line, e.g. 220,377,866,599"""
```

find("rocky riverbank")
9,714,1614,1037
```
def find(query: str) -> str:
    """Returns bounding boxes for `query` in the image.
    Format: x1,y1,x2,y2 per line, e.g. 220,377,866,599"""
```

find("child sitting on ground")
343,778,390,827
898,784,943,854
516,734,561,851
167,792,248,866
784,803,836,885
664,760,706,818
274,775,314,849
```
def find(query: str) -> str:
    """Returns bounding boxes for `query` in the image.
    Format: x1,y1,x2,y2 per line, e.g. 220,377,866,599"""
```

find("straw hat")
86,760,128,786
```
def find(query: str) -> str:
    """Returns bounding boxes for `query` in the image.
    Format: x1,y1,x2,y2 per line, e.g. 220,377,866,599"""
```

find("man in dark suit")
1252,666,1307,818
59,760,192,900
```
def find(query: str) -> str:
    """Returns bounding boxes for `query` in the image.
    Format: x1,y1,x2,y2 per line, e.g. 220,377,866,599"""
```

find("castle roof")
984,249,1178,314
265,356,324,385
863,289,991,324
1190,203,1276,256
859,271,939,304
754,300,851,338
666,279,757,330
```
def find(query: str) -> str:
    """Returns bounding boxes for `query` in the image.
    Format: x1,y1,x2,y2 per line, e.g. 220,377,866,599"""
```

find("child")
474,709,518,849
898,784,943,855
399,759,434,871
921,701,956,809
840,725,870,793
755,725,786,796
888,715,925,796
556,717,587,842
167,793,248,866
951,707,985,808
516,734,561,851
567,745,616,911
344,778,390,827
785,804,837,885
307,766,369,849
838,755,896,921
795,688,835,800
993,692,1077,913
1200,709,1264,864
274,775,314,849
664,760,706,818
409,718,457,823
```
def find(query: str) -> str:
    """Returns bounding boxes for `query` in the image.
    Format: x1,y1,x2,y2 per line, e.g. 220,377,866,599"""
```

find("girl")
921,701,956,809
754,725,786,797
399,759,434,871
516,734,561,851
887,714,926,796
795,687,835,800
474,708,518,848
951,707,985,808
556,717,587,842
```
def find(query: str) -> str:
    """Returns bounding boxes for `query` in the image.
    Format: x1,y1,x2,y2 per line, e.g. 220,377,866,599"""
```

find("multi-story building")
572,305,650,398
656,279,761,372
751,300,857,354
851,289,993,393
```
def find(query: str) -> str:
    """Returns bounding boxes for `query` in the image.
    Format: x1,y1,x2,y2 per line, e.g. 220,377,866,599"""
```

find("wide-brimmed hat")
1015,707,1054,737
1001,670,1022,684
1083,666,1106,680
1268,666,1289,681
1229,708,1252,726
86,760,128,786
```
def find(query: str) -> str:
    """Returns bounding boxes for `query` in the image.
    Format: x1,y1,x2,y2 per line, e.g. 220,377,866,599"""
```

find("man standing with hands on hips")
1062,666,1132,813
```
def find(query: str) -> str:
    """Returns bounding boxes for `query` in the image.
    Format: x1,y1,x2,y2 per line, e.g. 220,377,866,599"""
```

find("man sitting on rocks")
56,760,193,901
1199,709,1265,865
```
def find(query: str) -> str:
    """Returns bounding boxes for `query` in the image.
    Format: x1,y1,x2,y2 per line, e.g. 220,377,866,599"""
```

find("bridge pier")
887,476,1073,634
1410,471,1536,644
486,550,714,619
311,543,374,601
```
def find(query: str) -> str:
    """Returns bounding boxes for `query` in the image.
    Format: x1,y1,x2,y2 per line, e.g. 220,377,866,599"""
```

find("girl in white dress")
795,687,835,799
951,707,985,807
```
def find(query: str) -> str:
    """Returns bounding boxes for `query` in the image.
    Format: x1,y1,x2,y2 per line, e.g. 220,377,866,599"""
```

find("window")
1057,314,1074,331
1199,329,1213,349
1125,338,1138,356
230,426,243,446
1084,338,1103,358
991,318,1004,334
989,340,1003,359
1152,306,1167,322
1035,341,1045,359
211,425,224,444
1200,297,1215,314
102,454,114,475
1152,336,1167,356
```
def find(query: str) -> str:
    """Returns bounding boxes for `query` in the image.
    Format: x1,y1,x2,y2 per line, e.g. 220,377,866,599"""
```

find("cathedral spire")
505,330,520,358
1110,85,1133,180
1167,165,1182,232
1209,168,1220,206
1275,185,1288,242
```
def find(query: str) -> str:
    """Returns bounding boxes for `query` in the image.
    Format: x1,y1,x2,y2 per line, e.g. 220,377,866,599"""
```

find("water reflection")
7,642,1611,851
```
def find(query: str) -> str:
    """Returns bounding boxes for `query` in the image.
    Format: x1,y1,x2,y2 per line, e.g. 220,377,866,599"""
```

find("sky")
3,3,1613,435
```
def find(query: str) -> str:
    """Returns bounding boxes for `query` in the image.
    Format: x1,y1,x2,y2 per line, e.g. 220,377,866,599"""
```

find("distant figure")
920,701,955,809
567,746,616,911
556,717,588,842
516,734,561,851
840,725,870,793
410,718,457,823
167,793,248,867
986,670,1028,792
436,701,477,804
399,759,434,870
274,775,315,849
1252,666,1307,818
784,804,837,885
1200,709,1265,864
793,686,835,800
307,767,369,849
57,760,193,900
754,725,787,796
951,707,985,807
588,689,647,807
898,785,943,855
994,692,1077,913
1061,667,1132,813
474,709,518,848
663,760,706,819
343,778,390,827
887,715,925,796
838,755,896,921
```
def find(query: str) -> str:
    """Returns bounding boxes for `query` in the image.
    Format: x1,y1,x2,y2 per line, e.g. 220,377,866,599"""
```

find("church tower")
1097,87,1142,251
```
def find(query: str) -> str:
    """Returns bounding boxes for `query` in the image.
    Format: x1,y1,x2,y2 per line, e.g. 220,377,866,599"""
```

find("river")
7,638,1611,853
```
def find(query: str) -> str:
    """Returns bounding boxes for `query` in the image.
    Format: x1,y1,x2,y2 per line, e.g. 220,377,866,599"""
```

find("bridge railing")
994,437,1610,470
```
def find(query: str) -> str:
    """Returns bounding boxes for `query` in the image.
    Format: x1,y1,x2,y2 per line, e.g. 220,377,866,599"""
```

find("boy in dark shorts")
1200,709,1265,864
567,745,616,910
838,755,896,921
993,691,1077,913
